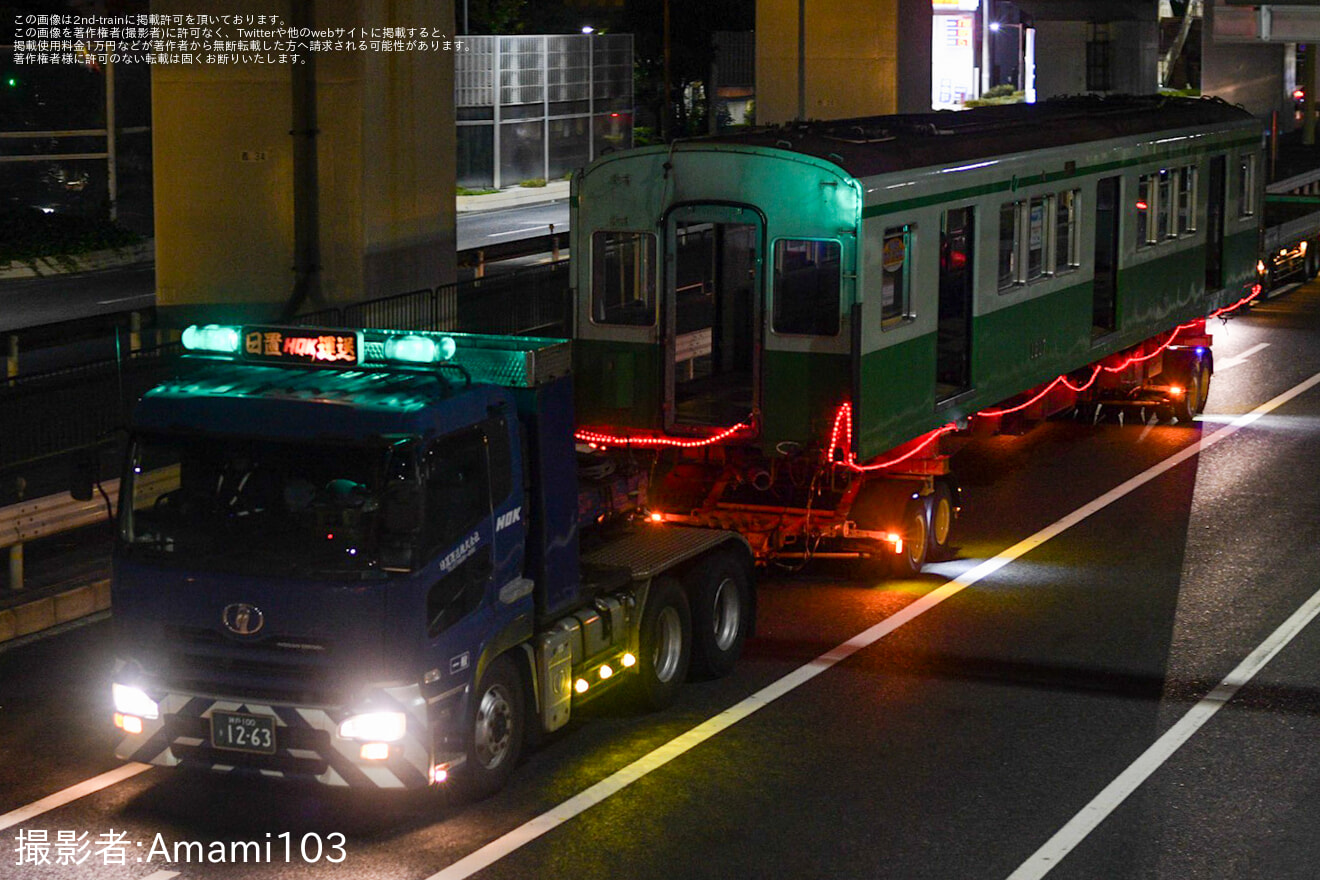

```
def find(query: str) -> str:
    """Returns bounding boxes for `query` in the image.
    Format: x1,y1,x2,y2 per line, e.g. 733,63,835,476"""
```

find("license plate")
210,711,277,754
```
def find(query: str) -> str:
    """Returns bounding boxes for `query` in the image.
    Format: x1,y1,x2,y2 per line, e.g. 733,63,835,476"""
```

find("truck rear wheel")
634,576,691,710
686,552,751,679
453,654,524,801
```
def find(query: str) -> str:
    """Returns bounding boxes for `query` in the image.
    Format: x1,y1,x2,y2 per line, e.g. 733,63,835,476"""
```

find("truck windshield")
119,433,392,578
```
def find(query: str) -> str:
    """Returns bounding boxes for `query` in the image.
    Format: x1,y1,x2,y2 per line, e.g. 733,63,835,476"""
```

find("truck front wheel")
686,552,752,679
453,654,524,800
634,576,691,710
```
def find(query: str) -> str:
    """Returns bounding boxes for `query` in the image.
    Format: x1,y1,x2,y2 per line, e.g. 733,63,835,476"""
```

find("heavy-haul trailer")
108,325,754,796
570,94,1266,573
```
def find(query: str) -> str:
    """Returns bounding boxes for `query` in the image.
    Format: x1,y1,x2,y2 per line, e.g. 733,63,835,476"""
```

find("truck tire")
453,653,524,801
1194,360,1212,414
927,481,956,562
634,576,691,710
685,552,752,679
890,498,929,577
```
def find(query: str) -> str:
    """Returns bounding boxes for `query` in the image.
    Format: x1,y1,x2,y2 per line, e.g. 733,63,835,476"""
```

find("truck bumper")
113,677,435,789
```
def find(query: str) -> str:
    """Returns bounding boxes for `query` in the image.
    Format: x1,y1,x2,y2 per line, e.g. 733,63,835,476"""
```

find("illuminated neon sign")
242,327,362,366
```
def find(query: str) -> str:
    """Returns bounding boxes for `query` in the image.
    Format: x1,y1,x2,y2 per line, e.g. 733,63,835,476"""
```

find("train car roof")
696,95,1260,179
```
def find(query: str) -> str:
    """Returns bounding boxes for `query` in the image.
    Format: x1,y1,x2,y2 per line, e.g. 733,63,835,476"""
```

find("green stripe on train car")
855,333,941,462
573,338,662,429
760,349,851,454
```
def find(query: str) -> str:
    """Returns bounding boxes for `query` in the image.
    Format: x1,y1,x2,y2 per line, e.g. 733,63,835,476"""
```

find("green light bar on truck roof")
180,324,571,388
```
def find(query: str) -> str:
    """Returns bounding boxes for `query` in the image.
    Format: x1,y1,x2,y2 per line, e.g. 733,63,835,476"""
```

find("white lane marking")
95,294,154,305
428,367,1320,880
141,872,181,880
1213,341,1270,371
1007,585,1320,879
0,763,152,832
486,225,554,239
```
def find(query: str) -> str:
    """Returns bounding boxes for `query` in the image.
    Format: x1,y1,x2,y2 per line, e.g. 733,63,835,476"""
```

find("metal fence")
455,34,633,189
0,260,572,476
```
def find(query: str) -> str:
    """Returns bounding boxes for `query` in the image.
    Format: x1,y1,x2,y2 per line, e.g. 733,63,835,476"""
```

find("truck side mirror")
70,452,98,502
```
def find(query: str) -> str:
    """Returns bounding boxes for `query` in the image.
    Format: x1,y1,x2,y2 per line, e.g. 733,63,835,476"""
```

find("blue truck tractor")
108,324,754,798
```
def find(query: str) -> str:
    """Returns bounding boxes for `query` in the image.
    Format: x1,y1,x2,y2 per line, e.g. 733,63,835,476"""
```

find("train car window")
1238,154,1257,217
773,239,841,336
1177,167,1198,234
1157,170,1173,239
1027,197,1050,281
881,226,913,326
998,202,1022,290
1055,190,1080,272
592,231,656,326
1136,175,1155,246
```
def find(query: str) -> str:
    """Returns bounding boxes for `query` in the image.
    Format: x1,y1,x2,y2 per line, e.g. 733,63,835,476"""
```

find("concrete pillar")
151,0,456,325
756,0,931,124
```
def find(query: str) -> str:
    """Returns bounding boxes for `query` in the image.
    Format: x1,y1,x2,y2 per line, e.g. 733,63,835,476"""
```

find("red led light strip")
828,402,958,472
575,421,753,449
831,284,1262,462
575,286,1264,458
978,285,1261,419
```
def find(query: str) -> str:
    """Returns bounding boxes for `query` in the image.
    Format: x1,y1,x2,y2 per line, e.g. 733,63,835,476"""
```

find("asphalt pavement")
1,283,1319,879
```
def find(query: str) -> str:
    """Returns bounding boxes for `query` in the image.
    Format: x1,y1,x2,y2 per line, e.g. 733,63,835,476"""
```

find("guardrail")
2,468,176,590
1268,166,1320,196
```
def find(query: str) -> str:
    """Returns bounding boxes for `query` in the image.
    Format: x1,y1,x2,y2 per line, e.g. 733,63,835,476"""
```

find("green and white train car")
570,95,1263,567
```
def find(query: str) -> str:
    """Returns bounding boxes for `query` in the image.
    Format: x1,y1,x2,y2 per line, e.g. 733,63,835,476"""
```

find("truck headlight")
112,684,159,720
338,711,407,742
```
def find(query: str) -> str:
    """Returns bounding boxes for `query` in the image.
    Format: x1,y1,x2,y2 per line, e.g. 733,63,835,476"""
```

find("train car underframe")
644,320,1215,574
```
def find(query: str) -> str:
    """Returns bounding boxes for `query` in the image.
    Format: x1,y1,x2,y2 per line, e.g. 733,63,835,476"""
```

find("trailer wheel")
686,552,752,679
1173,365,1202,424
634,576,691,710
1194,360,1212,414
453,654,523,801
927,482,956,562
891,498,929,577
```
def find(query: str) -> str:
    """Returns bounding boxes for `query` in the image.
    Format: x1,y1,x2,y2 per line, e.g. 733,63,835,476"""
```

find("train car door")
937,207,975,401
663,205,762,429
1205,155,1227,291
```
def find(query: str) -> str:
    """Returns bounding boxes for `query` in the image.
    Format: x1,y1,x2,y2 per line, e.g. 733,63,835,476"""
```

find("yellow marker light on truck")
599,664,613,680
1169,386,1184,397
383,333,457,364
112,683,159,720
621,653,637,668
180,324,241,355
359,742,391,761
338,711,407,742
886,533,904,555
574,678,590,694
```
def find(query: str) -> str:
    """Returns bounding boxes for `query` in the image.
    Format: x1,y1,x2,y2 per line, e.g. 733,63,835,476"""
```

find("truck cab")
110,325,753,795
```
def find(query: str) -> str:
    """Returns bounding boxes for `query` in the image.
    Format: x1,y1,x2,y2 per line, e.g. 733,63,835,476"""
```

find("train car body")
572,96,1261,453
570,96,1264,565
